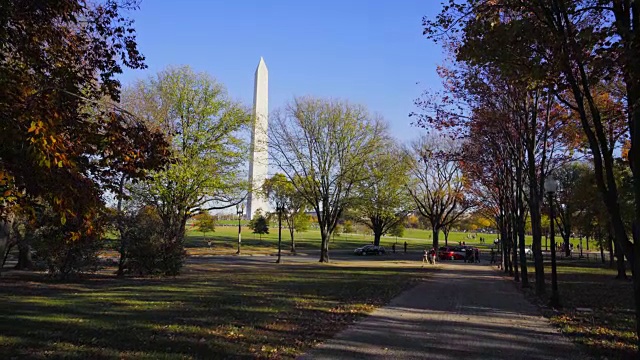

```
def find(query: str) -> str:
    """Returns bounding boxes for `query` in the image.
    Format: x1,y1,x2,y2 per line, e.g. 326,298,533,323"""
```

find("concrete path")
300,262,584,360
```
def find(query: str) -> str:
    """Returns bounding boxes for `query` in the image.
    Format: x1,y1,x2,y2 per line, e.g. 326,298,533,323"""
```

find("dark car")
354,245,386,255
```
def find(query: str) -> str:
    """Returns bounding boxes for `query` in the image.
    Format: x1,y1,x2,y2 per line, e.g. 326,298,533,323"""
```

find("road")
300,262,585,360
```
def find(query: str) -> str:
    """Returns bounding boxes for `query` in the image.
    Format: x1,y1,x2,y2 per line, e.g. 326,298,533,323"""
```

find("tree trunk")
614,238,627,279
530,201,545,295
500,216,509,273
15,239,33,270
432,226,439,251
608,232,615,269
586,235,589,251
117,235,128,277
444,228,450,246
0,219,9,275
563,213,571,258
116,176,127,277
289,223,296,253
517,185,528,288
319,229,329,263
373,232,382,247
512,237,519,281
511,207,519,282
506,218,513,275
599,233,605,264
618,17,640,350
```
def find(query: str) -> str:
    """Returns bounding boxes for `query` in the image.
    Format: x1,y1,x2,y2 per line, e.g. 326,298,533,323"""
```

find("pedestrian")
422,248,429,266
429,247,437,264
392,243,396,254
490,248,496,264
404,241,407,254
474,247,480,263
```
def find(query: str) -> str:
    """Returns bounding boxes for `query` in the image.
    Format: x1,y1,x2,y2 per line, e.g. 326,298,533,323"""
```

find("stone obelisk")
246,57,269,219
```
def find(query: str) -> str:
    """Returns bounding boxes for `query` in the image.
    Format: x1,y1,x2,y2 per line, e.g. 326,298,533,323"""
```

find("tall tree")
408,135,474,250
424,0,640,345
269,97,385,262
262,173,307,254
193,212,216,243
350,143,413,246
0,0,170,263
554,163,592,257
249,213,269,240
123,66,250,272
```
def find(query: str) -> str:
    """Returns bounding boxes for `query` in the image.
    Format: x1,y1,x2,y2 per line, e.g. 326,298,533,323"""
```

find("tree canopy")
268,97,386,262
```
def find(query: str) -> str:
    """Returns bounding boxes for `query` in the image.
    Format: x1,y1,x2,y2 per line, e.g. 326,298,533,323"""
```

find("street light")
544,175,561,308
560,203,570,258
236,203,244,255
579,234,584,258
276,202,285,264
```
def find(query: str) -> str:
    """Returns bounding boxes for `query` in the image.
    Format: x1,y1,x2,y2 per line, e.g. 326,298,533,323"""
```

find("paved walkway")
300,262,584,360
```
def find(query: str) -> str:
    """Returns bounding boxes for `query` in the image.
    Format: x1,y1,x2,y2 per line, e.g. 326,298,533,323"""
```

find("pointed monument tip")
256,57,267,72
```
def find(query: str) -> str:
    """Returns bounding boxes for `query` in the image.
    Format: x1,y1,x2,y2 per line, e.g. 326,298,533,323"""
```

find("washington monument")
246,57,269,219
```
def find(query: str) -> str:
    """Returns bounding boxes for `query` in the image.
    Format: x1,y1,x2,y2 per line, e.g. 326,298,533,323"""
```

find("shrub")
31,210,102,279
119,207,186,276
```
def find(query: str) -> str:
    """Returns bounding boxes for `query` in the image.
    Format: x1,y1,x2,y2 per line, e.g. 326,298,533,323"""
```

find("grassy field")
183,224,585,255
513,259,637,359
0,259,429,359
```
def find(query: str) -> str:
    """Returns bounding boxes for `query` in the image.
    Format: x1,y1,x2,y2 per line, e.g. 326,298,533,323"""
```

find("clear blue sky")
118,0,445,143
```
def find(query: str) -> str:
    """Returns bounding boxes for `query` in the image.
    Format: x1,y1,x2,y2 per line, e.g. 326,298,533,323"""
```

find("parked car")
438,246,466,260
438,246,453,260
353,245,386,255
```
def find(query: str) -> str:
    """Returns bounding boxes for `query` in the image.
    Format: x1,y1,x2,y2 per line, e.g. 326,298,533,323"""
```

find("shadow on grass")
512,259,638,359
0,261,430,359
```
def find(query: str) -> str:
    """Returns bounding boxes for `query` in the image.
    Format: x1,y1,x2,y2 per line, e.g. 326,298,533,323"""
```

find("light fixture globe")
544,175,558,194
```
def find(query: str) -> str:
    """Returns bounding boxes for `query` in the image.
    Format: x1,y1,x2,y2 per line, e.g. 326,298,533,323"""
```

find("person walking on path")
392,243,396,254
404,241,407,254
474,247,480,263
429,247,437,264
422,249,429,266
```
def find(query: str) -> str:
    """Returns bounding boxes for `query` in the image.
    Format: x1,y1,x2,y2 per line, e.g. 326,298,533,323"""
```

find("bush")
31,212,102,279
119,207,186,276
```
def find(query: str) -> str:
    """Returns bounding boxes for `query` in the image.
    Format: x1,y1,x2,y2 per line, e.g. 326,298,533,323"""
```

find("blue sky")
119,0,445,143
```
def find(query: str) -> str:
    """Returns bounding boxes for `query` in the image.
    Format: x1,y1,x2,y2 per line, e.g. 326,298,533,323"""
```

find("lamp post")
236,204,244,255
579,235,584,258
544,175,561,308
545,233,548,251
276,203,285,264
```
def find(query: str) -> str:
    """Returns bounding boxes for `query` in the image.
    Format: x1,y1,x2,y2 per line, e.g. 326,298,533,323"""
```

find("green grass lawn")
186,225,495,253
0,260,429,359
186,224,587,256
